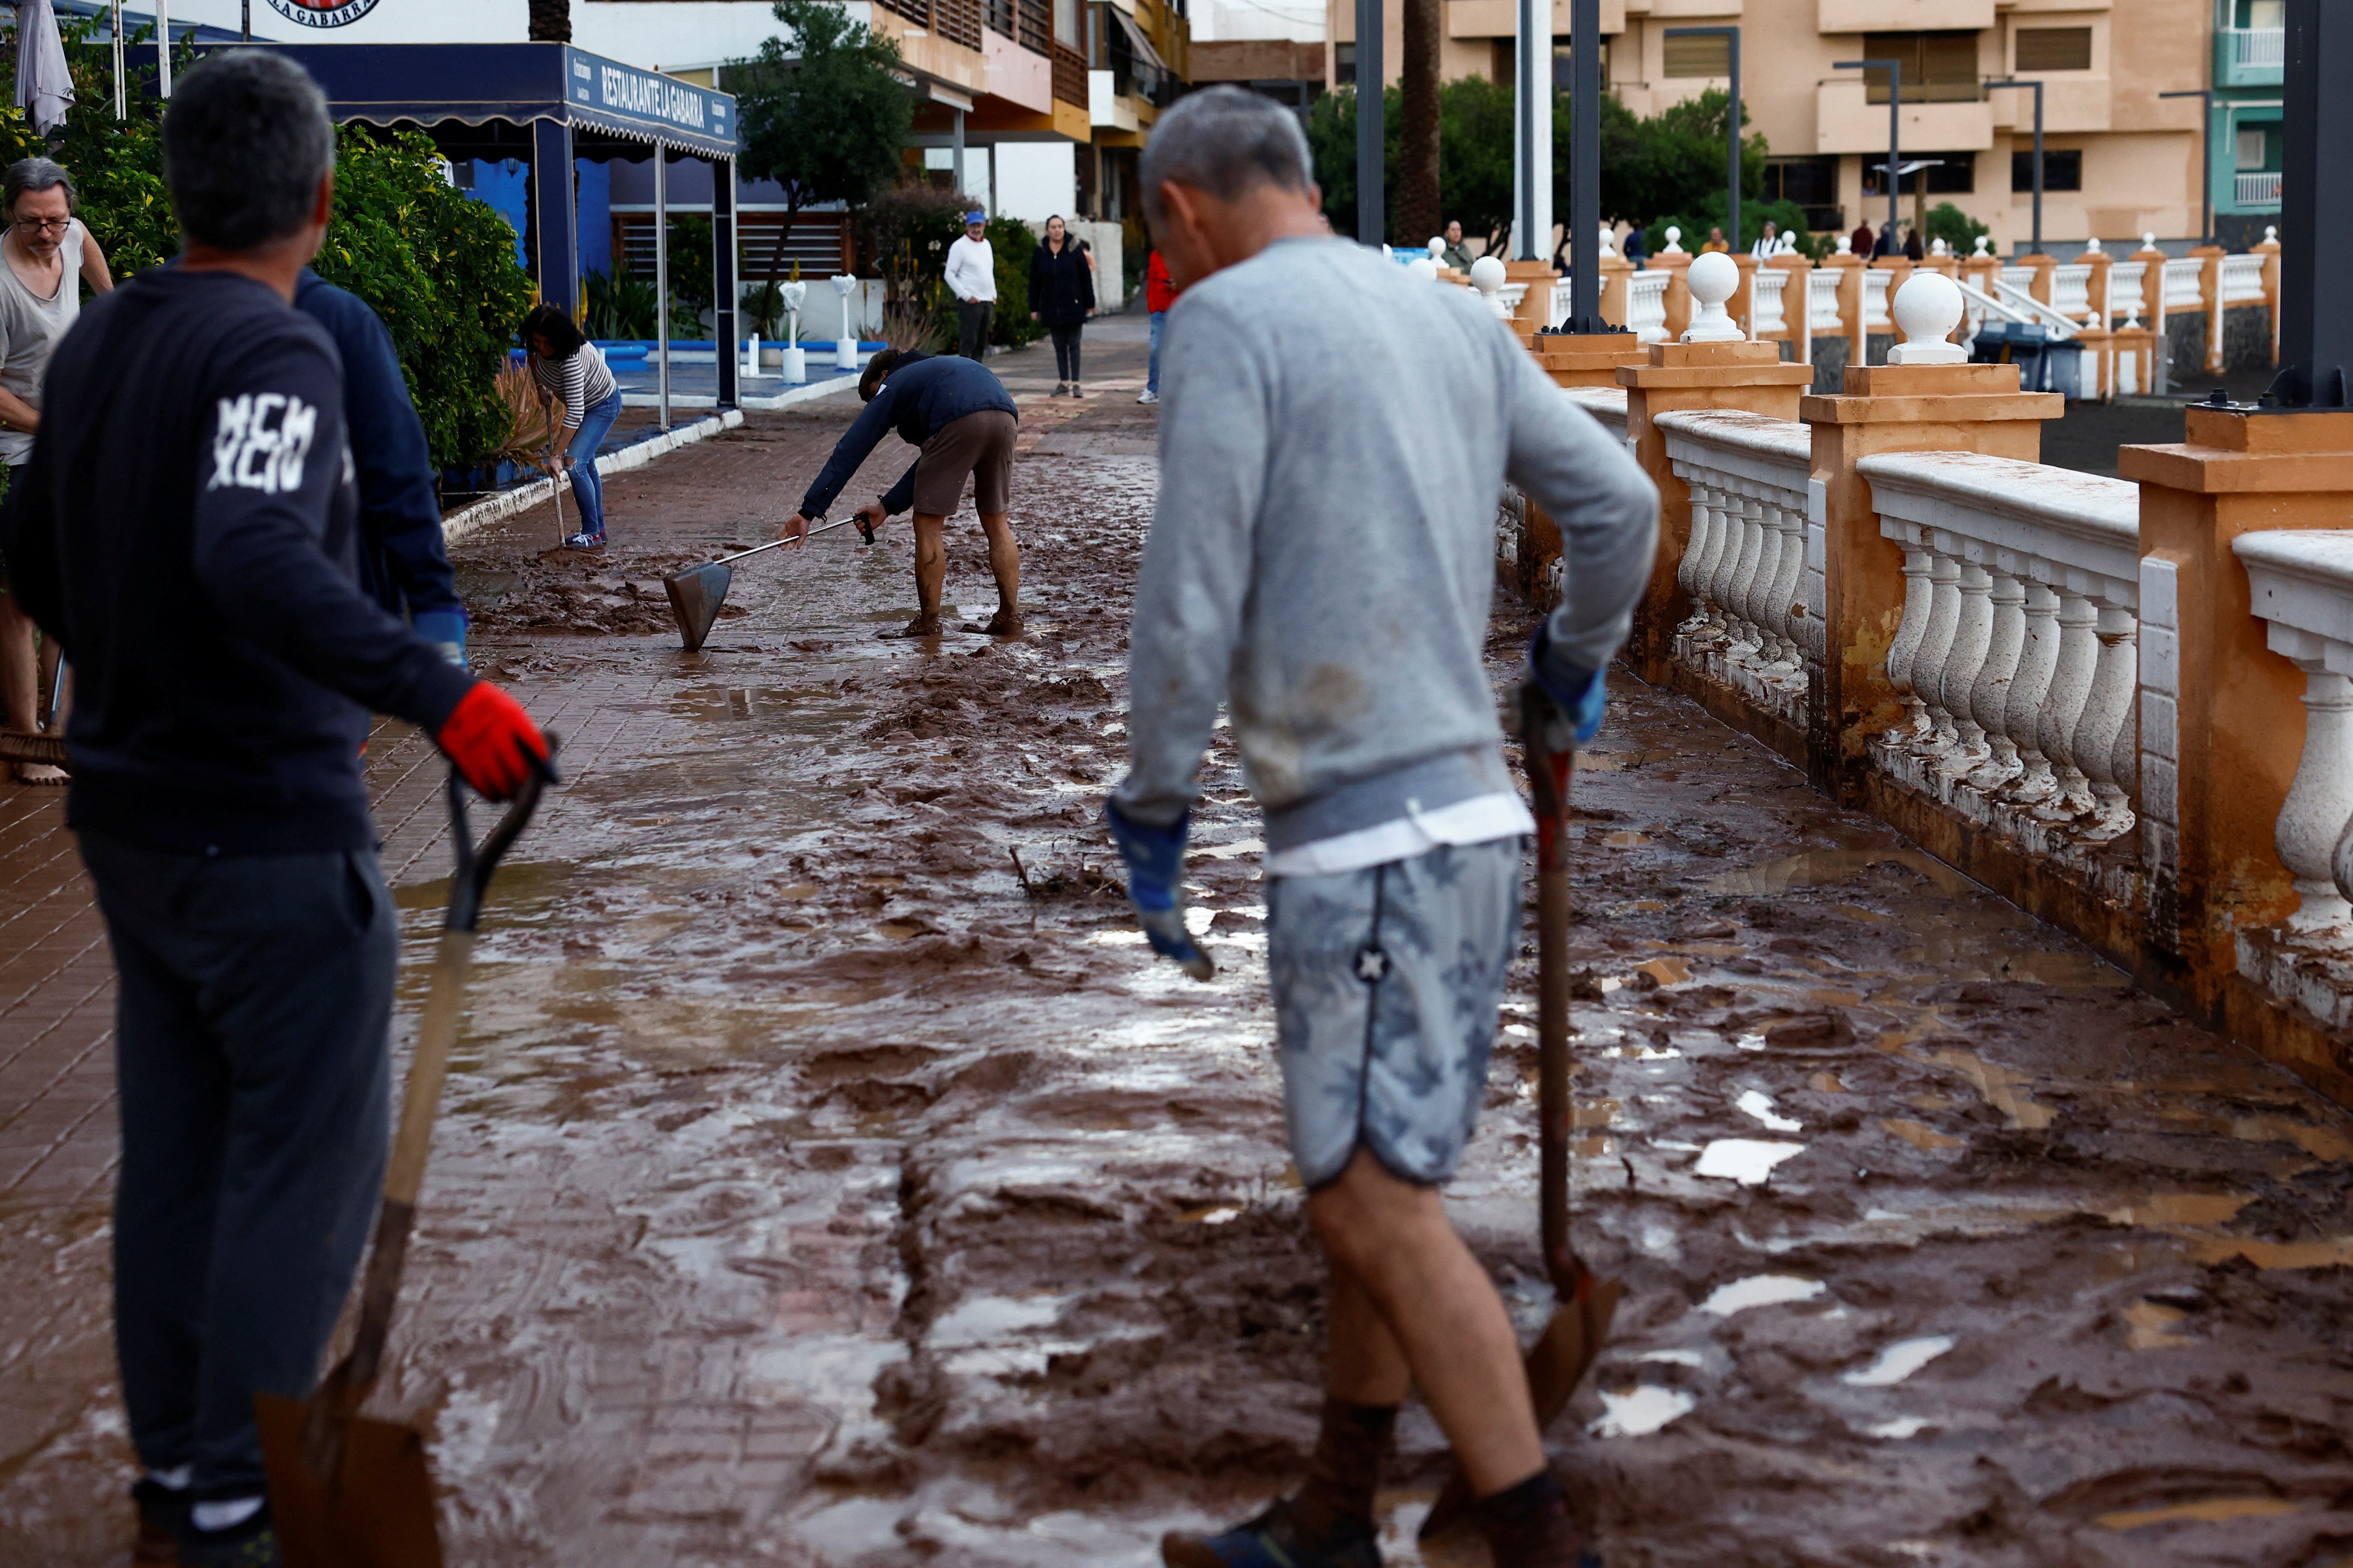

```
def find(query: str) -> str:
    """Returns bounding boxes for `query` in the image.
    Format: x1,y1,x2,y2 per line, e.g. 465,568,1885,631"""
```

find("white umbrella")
16,0,76,136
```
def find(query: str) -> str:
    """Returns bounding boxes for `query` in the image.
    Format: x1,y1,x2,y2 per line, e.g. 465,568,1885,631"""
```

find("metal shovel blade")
663,561,732,651
253,1390,444,1568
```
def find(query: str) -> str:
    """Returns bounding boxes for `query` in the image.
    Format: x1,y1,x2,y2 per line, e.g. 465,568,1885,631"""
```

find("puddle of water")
1175,1205,1242,1225
1588,1386,1696,1439
1862,1417,1930,1440
2123,1300,2193,1350
1699,1274,1826,1317
1810,1072,1848,1093
1735,1090,1803,1132
1880,1118,1963,1153
1841,1335,1955,1387
1603,832,1654,849
1634,956,1691,986
1196,838,1266,861
1693,1139,1807,1185
2096,1498,2301,1531
2104,1194,2251,1228
1638,1349,1706,1367
1924,1046,2057,1130
1706,848,1974,898
2184,1235,2353,1269
929,1293,1069,1349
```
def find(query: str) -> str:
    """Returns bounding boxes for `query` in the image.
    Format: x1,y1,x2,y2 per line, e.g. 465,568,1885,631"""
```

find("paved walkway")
6,317,2353,1567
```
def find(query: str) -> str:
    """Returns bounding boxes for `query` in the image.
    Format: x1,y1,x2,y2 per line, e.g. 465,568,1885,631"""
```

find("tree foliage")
858,181,1043,350
733,0,911,283
1924,201,1990,256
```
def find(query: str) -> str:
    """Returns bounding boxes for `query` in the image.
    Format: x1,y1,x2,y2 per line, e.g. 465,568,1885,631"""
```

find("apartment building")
2208,0,2280,248
1325,0,2214,251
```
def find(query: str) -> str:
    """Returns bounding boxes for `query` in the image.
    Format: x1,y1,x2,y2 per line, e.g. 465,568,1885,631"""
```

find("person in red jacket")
1140,247,1179,404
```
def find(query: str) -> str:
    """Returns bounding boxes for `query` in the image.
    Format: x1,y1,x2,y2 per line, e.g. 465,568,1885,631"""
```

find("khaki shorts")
911,409,1015,516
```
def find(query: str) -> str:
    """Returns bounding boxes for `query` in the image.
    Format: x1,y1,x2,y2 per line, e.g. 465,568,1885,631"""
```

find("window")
1859,31,1983,103
2242,0,2284,27
1054,0,1080,48
2235,124,2279,170
1552,38,1608,88
1336,41,1356,83
1663,30,1731,78
2010,148,2082,190
2014,26,2092,72
1863,151,1975,195
1763,157,1839,206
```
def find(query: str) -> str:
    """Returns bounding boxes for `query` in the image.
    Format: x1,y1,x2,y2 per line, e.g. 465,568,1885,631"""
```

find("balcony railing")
2237,171,2284,207
2227,26,2284,66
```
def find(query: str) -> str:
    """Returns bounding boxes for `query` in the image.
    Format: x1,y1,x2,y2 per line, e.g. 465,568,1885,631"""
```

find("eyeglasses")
14,218,68,234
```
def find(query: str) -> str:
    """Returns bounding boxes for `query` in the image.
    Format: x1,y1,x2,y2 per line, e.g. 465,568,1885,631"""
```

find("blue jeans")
565,388,625,538
1147,309,1166,394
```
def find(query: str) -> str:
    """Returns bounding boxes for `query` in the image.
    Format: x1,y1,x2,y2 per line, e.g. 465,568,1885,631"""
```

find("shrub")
1924,202,1990,257
586,268,658,339
986,217,1042,347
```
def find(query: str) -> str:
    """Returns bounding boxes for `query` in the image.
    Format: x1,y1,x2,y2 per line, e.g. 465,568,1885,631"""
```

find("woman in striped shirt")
522,302,624,549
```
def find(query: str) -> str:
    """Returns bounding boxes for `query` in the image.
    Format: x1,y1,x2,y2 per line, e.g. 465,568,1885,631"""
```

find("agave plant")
488,363,559,466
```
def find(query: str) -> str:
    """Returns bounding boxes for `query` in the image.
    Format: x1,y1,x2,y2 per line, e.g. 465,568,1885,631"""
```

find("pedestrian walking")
775,346,1022,638
521,301,624,549
0,156,110,785
1140,245,1178,404
1028,214,1094,397
0,50,551,1568
944,208,995,361
1104,87,1656,1568
297,268,467,663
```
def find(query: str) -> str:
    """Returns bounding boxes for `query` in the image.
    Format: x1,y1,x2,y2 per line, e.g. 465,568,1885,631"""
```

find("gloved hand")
412,609,468,669
436,681,551,801
1521,623,1607,757
1103,797,1215,982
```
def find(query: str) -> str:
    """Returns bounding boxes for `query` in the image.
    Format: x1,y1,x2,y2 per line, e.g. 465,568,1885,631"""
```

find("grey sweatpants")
82,832,396,1501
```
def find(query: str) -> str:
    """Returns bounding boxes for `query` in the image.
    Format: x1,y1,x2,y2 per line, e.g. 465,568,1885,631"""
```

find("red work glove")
436,681,550,801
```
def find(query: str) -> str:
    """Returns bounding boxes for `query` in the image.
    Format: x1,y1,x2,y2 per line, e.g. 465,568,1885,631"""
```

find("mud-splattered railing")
1496,388,1629,604
1859,451,2142,883
2230,532,2353,1028
1659,408,1817,733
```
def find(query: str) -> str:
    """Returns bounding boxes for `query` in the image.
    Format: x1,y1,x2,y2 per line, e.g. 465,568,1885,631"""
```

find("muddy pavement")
4,318,2353,1567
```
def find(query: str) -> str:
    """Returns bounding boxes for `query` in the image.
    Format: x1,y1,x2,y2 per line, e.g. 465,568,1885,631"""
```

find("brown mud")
3,322,2351,1567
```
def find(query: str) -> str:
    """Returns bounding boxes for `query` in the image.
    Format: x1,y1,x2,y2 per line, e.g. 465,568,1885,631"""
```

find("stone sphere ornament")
1470,254,1507,295
1407,256,1439,282
1886,270,1967,364
1681,250,1743,342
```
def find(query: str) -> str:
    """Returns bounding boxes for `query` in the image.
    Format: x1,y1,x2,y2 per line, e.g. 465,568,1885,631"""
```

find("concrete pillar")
1533,331,1646,389
2192,242,2227,373
1821,251,1864,370
1506,258,1555,337
2020,250,2056,305
1655,248,1695,341
2118,408,2353,1025
1618,340,1815,683
2254,225,2282,365
1731,252,1758,339
1806,362,2062,798
1598,249,1634,332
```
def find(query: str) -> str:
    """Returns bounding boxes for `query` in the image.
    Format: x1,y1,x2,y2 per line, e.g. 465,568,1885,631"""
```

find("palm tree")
528,0,569,43
1397,0,1441,246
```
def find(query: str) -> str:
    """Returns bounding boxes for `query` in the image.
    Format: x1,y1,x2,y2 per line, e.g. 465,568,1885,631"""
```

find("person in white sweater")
943,210,995,361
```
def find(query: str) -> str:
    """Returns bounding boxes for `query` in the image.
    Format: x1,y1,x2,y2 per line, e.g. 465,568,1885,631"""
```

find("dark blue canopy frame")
259,41,742,413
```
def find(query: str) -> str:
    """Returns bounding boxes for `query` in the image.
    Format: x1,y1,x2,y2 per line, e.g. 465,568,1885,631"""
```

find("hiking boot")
1161,1498,1381,1568
178,1502,280,1568
132,1478,187,1566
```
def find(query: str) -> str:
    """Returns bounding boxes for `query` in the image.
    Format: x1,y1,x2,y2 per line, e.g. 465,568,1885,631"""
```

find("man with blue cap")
944,208,996,361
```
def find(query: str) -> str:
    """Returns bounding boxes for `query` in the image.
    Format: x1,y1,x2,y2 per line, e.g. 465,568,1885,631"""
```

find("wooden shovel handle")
1520,689,1583,1296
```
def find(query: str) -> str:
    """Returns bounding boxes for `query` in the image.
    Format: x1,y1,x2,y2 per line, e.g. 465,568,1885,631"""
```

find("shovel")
1419,686,1623,1543
254,747,557,1568
662,514,868,651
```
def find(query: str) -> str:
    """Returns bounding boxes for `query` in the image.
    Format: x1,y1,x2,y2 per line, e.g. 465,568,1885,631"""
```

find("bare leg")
903,512,947,635
1307,1147,1544,1497
0,594,62,784
1324,1261,1411,1406
976,510,1021,634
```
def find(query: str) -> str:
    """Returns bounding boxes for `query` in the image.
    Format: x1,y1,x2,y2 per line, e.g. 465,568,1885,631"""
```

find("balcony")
1814,79,1992,155
2234,170,2282,209
2215,26,2284,86
1817,0,1992,30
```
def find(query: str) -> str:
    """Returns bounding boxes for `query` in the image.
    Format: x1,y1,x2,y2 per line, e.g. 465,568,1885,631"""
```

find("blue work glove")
1103,797,1215,982
1523,623,1606,752
413,609,469,670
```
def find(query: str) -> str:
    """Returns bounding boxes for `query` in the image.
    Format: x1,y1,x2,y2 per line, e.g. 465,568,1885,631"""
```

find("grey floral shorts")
1267,838,1522,1190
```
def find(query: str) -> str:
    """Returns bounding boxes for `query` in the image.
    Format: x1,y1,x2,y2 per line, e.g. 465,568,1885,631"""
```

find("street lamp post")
2264,0,2349,409
1564,0,1607,328
1834,57,1902,241
1665,27,1740,250
1355,0,1382,246
1983,78,2045,254
1513,0,1550,259
2161,88,2216,246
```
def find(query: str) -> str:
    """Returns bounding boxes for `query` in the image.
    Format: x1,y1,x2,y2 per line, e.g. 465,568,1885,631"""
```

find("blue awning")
253,42,737,159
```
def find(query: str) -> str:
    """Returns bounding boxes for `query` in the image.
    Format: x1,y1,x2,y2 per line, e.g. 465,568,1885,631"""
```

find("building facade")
1325,0,2218,253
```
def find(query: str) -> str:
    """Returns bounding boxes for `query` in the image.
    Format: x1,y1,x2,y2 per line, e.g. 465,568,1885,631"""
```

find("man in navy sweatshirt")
1,51,550,1567
776,347,1021,637
295,270,469,662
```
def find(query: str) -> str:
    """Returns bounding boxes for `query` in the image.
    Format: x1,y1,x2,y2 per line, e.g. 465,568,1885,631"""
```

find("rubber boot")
1478,1469,1597,1568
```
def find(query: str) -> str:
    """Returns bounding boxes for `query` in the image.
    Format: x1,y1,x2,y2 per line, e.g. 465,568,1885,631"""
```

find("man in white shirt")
1749,219,1780,259
943,209,995,361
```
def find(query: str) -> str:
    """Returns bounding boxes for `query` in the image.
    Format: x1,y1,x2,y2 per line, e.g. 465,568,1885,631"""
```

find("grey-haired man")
1103,86,1657,1568
945,208,995,361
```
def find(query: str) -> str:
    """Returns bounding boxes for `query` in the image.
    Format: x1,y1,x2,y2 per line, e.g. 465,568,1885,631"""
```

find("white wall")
1190,0,1322,42
994,142,1077,226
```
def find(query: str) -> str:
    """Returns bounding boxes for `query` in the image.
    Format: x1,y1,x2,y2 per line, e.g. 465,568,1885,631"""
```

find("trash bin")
1965,322,2049,389
2042,339,2087,400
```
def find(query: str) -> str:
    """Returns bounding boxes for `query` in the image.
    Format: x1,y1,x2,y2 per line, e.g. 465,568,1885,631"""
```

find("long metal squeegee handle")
711,515,863,570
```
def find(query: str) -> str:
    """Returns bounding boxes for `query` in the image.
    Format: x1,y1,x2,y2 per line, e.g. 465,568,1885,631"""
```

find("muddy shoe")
962,607,1025,637
1161,1499,1379,1568
879,617,951,640
178,1503,279,1568
132,1478,187,1565
1479,1471,1597,1568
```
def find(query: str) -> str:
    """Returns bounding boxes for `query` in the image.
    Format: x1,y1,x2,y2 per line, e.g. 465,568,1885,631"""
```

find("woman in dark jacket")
1029,214,1096,397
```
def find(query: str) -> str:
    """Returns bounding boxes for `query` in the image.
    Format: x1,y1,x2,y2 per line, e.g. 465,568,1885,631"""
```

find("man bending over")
1103,87,1658,1568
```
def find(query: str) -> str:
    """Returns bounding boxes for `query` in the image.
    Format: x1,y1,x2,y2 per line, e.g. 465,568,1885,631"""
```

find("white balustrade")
2219,252,2266,306
1860,451,2141,854
2000,265,2038,293
1861,267,1893,331
2051,263,2091,321
2231,532,2353,1025
1559,386,1629,438
1808,266,1842,332
1551,277,1573,327
1659,407,1818,729
2162,256,2205,310
2108,259,2147,325
1497,281,1530,318
1750,266,1789,338
1627,270,1670,342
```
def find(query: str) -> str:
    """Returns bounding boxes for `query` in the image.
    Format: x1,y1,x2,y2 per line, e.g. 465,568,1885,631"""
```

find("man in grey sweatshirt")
1104,88,1658,1568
